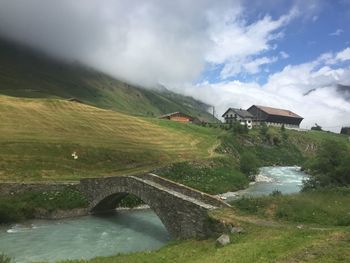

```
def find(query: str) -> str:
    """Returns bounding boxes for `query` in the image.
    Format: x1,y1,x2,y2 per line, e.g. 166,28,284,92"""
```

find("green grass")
0,188,88,223
60,223,350,263
230,188,350,226
0,95,217,181
155,157,249,194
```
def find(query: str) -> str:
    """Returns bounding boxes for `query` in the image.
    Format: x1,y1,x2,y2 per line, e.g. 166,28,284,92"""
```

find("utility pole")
212,106,215,123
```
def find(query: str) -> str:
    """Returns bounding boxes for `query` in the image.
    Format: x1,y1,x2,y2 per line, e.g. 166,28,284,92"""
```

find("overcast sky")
0,0,349,131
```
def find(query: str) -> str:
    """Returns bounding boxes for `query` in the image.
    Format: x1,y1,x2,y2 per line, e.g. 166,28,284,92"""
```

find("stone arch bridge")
0,173,230,239
76,173,229,239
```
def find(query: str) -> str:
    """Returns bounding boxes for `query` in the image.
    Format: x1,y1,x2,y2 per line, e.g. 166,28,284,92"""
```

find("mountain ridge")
0,37,214,121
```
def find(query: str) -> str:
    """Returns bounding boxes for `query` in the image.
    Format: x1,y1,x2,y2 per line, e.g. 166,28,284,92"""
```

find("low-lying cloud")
0,0,349,132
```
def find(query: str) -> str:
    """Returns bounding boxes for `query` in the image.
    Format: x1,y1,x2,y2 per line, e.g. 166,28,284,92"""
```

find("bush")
156,158,249,194
240,152,260,177
303,140,350,189
270,190,282,197
232,122,248,134
0,188,88,223
260,123,268,136
230,188,350,226
266,128,281,145
117,194,144,208
0,254,12,263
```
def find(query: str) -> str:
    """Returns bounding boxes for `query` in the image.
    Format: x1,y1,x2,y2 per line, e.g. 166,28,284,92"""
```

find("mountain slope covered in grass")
0,38,213,120
0,95,218,181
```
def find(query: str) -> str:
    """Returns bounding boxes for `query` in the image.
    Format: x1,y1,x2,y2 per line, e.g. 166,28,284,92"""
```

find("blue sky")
0,0,349,131
199,0,350,85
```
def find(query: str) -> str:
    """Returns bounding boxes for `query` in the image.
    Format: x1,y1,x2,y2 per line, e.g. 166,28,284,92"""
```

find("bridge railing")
136,173,229,208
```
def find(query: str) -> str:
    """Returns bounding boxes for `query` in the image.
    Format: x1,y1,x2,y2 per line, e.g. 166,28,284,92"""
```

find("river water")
0,209,170,263
0,166,307,262
218,166,308,202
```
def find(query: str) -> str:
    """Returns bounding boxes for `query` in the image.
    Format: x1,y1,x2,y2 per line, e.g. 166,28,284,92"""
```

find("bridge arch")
89,189,177,238
77,175,229,239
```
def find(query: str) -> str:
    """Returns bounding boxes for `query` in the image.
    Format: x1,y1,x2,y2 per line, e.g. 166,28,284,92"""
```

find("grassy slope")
0,95,217,181
218,127,349,166
0,38,214,121
63,210,350,263
231,188,350,226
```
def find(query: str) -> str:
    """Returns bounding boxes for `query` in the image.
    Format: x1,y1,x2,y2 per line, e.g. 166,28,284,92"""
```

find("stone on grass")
216,234,230,247
229,225,245,234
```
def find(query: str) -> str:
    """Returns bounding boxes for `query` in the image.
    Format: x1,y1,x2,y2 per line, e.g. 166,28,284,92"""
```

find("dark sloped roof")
222,108,253,118
251,105,303,119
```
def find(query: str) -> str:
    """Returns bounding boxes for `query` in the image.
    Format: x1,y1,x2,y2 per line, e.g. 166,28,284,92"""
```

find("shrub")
0,188,88,223
240,152,260,177
266,128,281,145
303,140,350,189
270,190,282,197
117,194,144,208
0,253,12,263
232,122,248,134
260,123,268,136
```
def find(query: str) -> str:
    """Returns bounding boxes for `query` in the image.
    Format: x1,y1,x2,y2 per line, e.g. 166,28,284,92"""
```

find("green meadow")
0,95,218,182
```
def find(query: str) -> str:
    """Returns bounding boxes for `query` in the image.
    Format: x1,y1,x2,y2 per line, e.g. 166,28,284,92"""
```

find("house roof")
251,105,303,119
222,108,253,118
159,112,194,119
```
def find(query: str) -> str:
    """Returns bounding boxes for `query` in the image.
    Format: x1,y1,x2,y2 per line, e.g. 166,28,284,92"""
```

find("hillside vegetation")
0,95,218,181
0,38,213,121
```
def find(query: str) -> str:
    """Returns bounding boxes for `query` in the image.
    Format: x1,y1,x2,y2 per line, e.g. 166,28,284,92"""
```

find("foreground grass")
0,95,217,181
61,221,350,263
231,188,350,226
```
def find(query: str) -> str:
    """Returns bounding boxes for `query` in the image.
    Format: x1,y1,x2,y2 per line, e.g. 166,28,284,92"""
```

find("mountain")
303,84,350,102
0,38,214,121
337,84,350,101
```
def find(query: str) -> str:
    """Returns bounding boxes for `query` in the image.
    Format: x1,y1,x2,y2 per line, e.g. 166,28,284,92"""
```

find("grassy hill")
0,95,218,182
0,38,214,121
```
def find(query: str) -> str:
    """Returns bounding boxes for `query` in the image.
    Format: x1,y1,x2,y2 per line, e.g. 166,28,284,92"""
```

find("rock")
216,234,230,247
229,226,245,234
230,227,245,234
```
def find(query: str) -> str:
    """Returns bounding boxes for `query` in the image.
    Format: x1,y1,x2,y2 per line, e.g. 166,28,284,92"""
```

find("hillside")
0,38,214,121
0,95,218,181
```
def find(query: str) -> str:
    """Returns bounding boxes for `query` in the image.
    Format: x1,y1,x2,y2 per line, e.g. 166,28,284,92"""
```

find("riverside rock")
216,234,230,247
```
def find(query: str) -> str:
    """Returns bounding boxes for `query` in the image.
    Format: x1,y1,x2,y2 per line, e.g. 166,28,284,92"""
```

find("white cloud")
335,47,350,61
330,29,344,36
174,47,350,132
280,51,290,59
206,8,298,78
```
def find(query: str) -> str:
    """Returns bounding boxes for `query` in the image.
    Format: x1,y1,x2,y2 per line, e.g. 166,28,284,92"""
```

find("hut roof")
250,105,302,119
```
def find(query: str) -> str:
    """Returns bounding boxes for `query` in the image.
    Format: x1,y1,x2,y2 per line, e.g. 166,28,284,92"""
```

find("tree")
303,140,350,189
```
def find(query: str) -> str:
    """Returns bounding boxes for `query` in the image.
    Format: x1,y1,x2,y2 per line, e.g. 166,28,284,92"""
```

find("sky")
0,0,349,131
